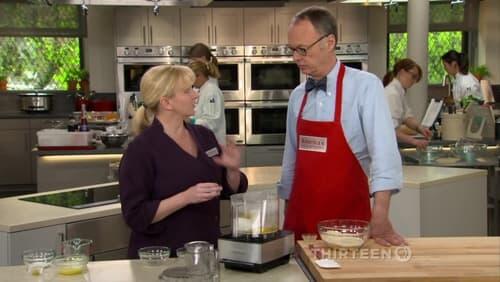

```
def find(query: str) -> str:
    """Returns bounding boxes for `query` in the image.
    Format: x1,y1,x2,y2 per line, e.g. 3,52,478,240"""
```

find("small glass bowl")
318,219,370,249
138,246,171,266
23,249,56,275
53,255,88,276
301,233,318,242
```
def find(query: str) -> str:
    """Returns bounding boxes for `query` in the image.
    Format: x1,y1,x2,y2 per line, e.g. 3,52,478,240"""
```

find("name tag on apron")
205,147,219,157
299,135,327,153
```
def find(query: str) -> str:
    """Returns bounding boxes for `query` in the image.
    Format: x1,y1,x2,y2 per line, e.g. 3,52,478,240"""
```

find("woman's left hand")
417,125,433,139
213,142,241,171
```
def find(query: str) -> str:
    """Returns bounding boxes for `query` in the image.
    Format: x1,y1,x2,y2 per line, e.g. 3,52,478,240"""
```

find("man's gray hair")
291,6,338,40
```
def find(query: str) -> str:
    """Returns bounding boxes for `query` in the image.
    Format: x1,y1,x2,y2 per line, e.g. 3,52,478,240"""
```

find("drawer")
0,119,30,130
66,214,130,255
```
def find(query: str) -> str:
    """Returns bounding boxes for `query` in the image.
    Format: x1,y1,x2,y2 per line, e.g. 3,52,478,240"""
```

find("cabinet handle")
150,26,153,45
214,25,217,45
142,26,146,45
208,25,211,45
57,232,65,255
25,132,29,152
339,23,342,42
270,24,273,43
277,24,280,43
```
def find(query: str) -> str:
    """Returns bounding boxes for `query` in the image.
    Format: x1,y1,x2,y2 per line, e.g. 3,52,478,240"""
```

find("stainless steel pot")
18,93,53,112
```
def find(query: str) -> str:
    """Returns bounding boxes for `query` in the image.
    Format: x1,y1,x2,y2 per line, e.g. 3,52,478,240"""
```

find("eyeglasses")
288,34,331,56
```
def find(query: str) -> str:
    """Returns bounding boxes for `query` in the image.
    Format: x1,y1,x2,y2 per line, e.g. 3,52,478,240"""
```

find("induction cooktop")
19,184,120,209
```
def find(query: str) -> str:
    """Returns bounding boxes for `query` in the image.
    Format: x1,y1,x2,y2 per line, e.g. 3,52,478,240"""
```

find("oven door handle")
245,102,289,108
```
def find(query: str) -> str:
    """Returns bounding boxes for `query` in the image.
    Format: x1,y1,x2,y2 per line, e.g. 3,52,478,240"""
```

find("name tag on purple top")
206,147,219,157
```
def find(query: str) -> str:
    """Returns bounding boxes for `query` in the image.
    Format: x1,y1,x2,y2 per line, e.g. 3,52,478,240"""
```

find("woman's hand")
182,182,222,204
213,142,241,171
412,138,429,149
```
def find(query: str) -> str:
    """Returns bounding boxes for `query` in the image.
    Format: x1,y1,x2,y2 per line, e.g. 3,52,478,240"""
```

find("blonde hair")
131,65,195,136
188,60,220,79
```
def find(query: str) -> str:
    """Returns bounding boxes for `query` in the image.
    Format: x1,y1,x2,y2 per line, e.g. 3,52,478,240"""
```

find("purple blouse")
119,118,248,258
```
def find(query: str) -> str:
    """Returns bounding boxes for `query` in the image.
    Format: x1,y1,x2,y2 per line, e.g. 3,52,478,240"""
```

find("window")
387,1,475,84
0,2,85,90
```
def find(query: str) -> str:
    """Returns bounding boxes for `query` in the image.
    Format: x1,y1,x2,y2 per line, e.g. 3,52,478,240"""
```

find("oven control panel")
245,45,293,57
116,46,181,57
336,43,368,55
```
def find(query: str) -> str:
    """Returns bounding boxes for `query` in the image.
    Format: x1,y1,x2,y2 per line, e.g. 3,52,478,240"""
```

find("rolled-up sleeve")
361,77,403,195
119,141,163,234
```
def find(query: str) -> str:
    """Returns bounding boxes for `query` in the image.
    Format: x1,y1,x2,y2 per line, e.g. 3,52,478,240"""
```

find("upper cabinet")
335,4,368,44
244,5,306,45
181,8,244,46
115,7,180,46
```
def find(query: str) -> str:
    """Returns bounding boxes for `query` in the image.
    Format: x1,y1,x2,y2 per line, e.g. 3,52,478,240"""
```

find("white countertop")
0,166,486,232
0,258,308,282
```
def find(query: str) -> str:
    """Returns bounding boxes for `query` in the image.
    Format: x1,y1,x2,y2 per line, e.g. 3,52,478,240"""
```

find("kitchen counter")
0,257,308,282
0,112,73,119
34,146,125,156
0,166,487,233
296,237,500,281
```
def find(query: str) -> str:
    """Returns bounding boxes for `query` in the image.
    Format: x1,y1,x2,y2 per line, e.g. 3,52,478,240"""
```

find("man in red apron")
281,6,405,247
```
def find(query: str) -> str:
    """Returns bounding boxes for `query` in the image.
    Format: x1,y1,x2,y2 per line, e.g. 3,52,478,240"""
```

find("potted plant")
471,65,491,81
78,69,90,94
65,68,80,91
0,74,7,91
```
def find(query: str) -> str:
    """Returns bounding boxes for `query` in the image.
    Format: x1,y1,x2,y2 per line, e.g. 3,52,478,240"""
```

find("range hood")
52,0,213,6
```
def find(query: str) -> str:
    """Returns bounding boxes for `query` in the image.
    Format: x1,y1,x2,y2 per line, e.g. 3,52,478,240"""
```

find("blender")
218,190,294,273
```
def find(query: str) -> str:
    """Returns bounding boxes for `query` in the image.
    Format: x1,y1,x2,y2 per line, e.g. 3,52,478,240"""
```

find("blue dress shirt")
278,61,403,200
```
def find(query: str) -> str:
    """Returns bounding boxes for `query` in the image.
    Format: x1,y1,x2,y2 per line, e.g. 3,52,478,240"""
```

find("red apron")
283,64,371,240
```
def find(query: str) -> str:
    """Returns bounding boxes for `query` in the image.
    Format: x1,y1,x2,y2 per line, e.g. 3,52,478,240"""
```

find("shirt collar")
315,60,340,97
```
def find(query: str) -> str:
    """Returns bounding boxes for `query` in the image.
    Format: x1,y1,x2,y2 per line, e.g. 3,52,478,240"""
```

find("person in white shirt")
383,58,432,149
441,50,482,107
188,61,226,144
188,43,220,86
280,6,405,247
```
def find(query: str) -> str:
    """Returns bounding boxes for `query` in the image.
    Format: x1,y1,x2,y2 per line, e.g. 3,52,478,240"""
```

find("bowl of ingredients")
138,246,171,266
450,142,487,162
318,219,370,249
53,255,88,276
23,249,56,275
416,145,443,164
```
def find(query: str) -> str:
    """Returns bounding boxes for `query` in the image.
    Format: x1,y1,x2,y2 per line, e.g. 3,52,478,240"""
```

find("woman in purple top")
119,65,248,258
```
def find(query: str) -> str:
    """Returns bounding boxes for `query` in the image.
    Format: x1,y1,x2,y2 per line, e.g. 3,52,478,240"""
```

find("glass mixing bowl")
23,249,56,275
138,246,171,266
318,219,370,249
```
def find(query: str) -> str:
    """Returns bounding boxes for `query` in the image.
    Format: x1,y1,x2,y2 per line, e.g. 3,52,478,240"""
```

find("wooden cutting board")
296,237,500,282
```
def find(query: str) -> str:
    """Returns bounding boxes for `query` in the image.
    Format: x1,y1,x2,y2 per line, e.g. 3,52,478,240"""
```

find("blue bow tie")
305,77,327,92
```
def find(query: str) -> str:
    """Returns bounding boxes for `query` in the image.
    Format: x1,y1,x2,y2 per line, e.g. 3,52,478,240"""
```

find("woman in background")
120,65,247,258
189,60,226,144
188,43,220,81
383,58,432,149
441,50,482,106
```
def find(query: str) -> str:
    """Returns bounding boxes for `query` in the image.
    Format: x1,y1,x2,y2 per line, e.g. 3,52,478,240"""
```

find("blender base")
222,254,291,273
218,230,295,273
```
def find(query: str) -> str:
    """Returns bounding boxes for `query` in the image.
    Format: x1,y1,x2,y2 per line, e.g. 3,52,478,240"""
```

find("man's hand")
370,191,407,246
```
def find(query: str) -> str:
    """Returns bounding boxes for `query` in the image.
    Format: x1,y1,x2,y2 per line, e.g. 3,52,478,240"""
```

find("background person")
119,65,247,258
441,50,482,107
383,58,432,149
189,60,226,144
279,6,405,247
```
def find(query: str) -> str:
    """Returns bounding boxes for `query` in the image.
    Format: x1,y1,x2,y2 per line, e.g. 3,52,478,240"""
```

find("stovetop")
19,184,120,209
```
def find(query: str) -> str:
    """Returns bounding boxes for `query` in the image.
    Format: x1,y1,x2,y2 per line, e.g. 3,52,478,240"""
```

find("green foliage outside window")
389,32,462,85
0,3,82,90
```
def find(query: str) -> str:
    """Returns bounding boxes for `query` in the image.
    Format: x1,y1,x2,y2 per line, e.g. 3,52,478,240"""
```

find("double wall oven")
243,45,304,145
116,46,182,124
336,43,368,71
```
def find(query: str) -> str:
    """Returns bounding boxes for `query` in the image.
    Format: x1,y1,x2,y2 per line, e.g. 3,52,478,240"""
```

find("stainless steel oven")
244,45,305,101
245,101,288,145
336,43,368,71
224,101,245,145
182,46,245,101
116,46,182,123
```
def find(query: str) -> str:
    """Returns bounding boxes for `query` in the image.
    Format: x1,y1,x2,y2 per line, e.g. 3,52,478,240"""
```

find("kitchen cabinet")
0,120,31,185
335,4,368,44
0,224,65,265
245,146,284,167
244,6,306,45
115,7,180,46
181,8,243,46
